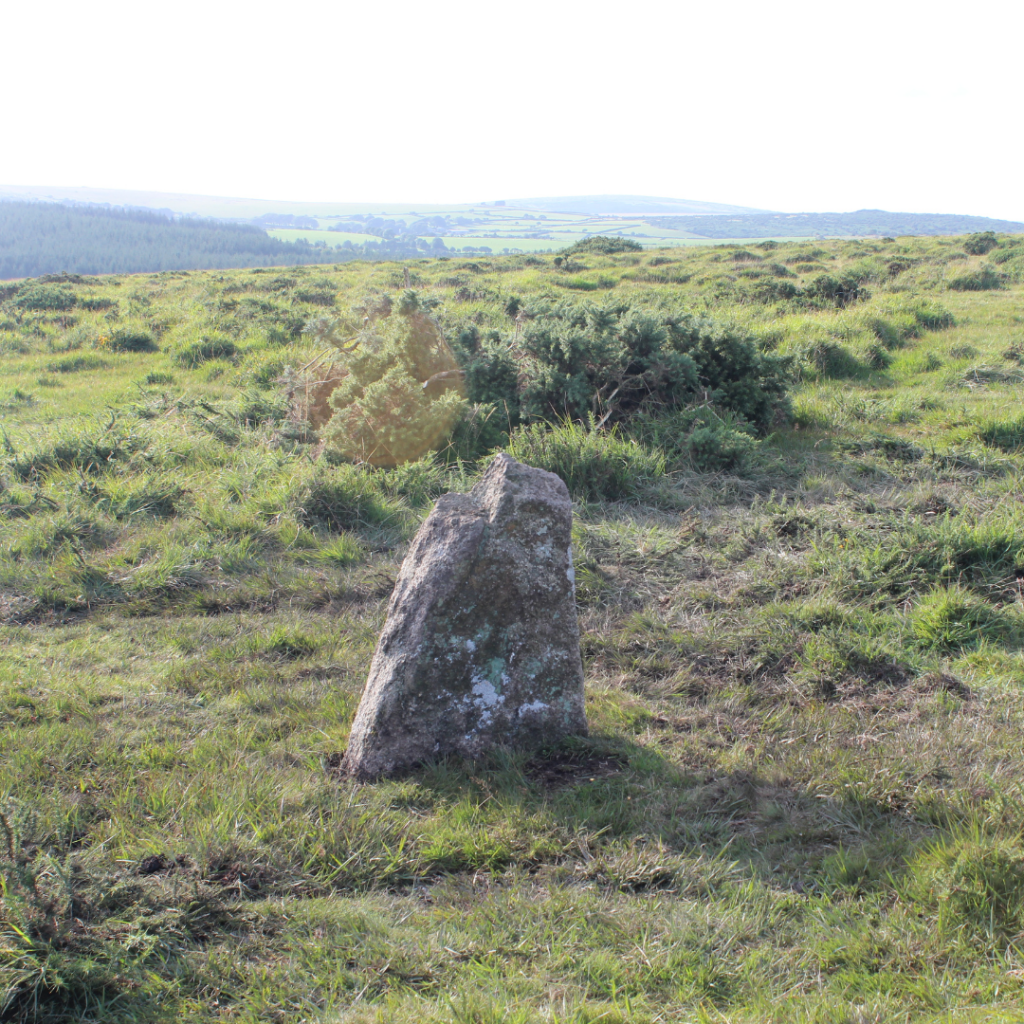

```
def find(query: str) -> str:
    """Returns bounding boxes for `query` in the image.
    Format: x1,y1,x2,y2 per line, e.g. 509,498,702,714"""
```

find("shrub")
561,236,643,256
667,315,791,429
13,284,77,311
753,278,800,303
99,327,158,353
805,273,869,307
685,424,759,472
963,231,998,255
505,419,665,501
886,258,913,277
632,407,759,473
454,331,521,418
173,333,238,368
316,292,466,467
493,300,789,433
517,305,688,423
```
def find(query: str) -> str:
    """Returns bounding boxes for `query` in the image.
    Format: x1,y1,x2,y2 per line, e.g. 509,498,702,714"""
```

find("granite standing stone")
342,454,587,778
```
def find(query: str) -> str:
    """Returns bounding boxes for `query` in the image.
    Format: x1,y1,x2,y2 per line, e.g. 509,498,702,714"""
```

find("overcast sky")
4,0,1022,219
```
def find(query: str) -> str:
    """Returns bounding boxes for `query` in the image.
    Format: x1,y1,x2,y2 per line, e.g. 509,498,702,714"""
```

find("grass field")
3,235,1024,1022
269,203,802,250
266,226,816,253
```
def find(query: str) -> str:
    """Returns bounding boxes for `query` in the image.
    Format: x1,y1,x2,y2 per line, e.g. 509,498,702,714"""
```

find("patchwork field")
2,233,1024,1022
268,211,815,253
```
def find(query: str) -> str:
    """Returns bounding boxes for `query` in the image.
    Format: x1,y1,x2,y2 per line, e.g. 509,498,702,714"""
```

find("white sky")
3,0,1022,219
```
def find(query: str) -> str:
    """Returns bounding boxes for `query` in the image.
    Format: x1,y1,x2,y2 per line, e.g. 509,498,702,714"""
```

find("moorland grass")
2,236,1024,1022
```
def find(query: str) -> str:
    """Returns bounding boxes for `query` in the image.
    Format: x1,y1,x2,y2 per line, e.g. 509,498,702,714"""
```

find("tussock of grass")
172,333,238,368
291,464,406,531
9,420,154,479
506,420,664,501
910,831,1024,941
97,326,158,353
946,265,1004,291
911,586,1021,651
45,353,109,374
978,413,1024,451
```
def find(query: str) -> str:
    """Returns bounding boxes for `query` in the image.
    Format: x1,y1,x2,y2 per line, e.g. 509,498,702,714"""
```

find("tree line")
0,202,512,279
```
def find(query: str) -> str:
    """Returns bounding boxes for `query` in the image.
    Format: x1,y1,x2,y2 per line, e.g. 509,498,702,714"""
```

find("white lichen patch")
517,699,549,716
466,672,508,728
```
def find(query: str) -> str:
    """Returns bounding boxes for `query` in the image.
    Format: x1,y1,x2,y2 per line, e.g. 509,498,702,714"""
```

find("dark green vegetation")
0,203,349,279
3,233,1024,1022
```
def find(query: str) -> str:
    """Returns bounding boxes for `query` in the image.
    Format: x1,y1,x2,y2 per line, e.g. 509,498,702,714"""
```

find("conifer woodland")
3,232,1024,1022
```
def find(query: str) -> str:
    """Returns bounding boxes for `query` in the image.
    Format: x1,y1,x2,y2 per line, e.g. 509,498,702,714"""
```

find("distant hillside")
509,195,768,216
649,209,1024,238
0,202,393,279
5,193,1024,280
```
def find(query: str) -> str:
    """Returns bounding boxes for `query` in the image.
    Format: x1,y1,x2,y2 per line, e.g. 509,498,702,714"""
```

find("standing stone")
342,453,587,779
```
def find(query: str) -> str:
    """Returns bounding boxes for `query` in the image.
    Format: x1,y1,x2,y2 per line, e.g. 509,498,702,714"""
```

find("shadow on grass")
372,727,932,899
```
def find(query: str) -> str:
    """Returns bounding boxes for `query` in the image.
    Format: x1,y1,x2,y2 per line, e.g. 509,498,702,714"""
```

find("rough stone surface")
342,454,587,779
